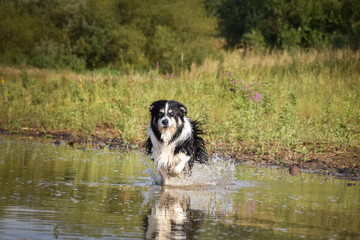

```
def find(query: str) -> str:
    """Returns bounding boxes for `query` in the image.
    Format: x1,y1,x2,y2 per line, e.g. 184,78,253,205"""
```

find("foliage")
0,0,218,72
209,0,360,50
1,0,359,70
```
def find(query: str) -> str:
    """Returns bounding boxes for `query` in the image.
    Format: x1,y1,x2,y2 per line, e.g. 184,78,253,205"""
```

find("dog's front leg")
159,167,170,185
170,153,191,177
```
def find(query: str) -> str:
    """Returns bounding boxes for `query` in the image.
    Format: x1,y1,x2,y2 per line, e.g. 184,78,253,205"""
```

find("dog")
146,100,208,185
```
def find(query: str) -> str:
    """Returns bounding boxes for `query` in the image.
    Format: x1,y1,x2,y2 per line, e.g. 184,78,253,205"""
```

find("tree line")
0,0,359,72
208,0,360,50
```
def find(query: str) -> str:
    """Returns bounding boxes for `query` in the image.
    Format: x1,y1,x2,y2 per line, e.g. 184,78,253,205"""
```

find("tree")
210,0,360,50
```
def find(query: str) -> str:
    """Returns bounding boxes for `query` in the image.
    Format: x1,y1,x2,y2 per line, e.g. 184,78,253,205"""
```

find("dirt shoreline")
226,149,360,181
1,129,359,181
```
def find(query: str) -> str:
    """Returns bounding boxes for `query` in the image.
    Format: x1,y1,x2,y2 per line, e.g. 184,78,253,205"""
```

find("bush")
212,0,360,50
0,0,218,72
30,39,86,71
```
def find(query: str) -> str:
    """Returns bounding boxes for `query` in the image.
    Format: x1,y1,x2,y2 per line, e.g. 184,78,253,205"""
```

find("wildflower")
229,71,232,77
165,73,169,79
243,85,247,91
139,89,143,93
156,62,159,72
231,79,235,84
255,92,261,103
1,77,4,85
171,73,174,79
248,91,262,104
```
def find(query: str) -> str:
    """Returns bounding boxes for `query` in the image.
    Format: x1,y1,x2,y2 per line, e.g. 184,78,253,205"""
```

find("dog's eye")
158,112,163,117
168,112,174,117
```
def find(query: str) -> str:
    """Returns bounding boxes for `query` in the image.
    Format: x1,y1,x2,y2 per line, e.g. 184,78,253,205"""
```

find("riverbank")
2,130,359,181
1,49,359,179
228,146,360,181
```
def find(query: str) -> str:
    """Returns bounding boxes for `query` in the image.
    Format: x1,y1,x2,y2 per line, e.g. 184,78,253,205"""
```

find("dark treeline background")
0,0,359,72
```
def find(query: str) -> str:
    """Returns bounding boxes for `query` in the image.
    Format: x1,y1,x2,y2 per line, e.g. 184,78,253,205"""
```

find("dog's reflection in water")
145,187,205,240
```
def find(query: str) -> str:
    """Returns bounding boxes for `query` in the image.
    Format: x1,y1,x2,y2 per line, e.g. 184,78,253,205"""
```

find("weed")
0,49,359,155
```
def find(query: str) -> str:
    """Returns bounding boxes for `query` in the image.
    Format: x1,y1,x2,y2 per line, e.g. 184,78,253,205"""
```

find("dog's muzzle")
159,117,172,128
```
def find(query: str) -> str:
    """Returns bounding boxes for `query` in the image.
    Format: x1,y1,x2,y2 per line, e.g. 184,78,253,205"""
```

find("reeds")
0,48,359,154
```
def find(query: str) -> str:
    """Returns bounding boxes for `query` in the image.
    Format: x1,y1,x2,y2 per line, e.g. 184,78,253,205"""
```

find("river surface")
0,135,359,240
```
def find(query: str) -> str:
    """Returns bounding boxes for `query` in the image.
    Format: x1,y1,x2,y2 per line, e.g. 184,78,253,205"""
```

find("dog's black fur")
146,100,208,184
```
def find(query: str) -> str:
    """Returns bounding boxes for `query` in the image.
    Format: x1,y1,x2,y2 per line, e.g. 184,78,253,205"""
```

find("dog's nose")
162,119,169,125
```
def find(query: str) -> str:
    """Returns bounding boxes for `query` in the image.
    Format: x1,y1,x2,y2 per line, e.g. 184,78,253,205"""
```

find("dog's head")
149,100,187,128
149,100,188,142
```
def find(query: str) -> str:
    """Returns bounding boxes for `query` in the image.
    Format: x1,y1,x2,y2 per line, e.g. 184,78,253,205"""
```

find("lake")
0,135,359,239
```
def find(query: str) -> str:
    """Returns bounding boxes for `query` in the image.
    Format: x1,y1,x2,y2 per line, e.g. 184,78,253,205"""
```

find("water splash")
139,152,237,187
139,151,162,185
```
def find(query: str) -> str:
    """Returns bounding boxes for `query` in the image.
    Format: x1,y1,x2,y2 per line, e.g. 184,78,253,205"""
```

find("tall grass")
0,49,359,154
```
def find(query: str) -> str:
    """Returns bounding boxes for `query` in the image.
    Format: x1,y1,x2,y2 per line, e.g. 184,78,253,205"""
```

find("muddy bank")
227,149,360,181
1,129,359,181
1,128,139,151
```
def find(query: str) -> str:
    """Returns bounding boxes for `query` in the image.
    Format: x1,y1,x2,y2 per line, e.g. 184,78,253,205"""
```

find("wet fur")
146,100,208,184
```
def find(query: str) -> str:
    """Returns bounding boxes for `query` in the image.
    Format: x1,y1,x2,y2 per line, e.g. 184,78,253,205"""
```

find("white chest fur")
148,118,192,176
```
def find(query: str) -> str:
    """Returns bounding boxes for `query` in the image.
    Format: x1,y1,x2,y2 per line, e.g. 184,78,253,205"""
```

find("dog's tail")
191,119,210,165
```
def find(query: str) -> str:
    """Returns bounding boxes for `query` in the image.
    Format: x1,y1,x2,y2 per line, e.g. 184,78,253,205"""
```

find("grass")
0,48,359,156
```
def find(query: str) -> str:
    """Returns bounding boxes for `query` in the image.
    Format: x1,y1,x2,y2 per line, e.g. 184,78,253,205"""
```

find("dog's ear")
149,104,155,112
179,104,187,115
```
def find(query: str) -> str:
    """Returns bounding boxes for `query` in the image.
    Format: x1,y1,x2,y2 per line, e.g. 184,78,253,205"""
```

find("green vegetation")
1,0,359,72
0,0,217,72
0,0,359,156
209,0,360,50
1,49,359,155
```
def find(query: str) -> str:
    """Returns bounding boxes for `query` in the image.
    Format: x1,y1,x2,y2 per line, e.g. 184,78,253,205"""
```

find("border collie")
146,100,208,185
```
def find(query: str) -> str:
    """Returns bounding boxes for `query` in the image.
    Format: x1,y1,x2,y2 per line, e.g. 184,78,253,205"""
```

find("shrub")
30,39,86,71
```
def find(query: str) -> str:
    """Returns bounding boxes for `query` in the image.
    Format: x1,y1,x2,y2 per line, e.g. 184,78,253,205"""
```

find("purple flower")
156,62,159,71
229,72,232,77
255,92,261,102
248,91,262,104
166,73,169,79
243,85,247,91
171,73,173,79
232,79,235,84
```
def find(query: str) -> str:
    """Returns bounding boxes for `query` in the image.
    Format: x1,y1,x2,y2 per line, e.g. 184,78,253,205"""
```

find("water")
0,135,359,240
